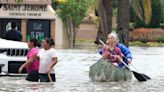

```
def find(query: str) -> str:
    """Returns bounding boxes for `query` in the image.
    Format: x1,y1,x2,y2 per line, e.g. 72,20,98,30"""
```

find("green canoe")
89,58,132,82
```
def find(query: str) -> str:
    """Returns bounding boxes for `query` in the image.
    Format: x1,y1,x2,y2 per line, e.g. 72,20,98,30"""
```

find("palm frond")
130,0,143,20
143,0,152,24
159,0,164,22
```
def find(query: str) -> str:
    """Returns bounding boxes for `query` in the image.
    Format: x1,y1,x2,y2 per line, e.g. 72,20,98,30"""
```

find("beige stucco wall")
21,19,27,42
50,19,56,43
55,16,69,49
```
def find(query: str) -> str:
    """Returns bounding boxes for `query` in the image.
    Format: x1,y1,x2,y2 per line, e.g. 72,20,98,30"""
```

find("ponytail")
50,38,55,46
43,38,55,47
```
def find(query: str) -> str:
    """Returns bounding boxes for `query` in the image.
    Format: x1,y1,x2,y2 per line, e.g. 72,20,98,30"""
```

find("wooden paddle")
48,73,53,82
99,39,151,82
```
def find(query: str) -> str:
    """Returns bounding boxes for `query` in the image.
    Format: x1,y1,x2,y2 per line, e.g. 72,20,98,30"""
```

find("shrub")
129,28,164,42
156,35,164,42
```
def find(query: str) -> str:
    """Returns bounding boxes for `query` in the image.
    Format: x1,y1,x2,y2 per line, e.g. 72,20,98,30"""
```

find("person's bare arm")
18,54,37,73
46,57,58,73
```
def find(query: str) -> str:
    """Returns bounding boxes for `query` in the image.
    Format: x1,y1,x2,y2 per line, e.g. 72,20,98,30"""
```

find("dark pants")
39,73,56,82
26,70,39,82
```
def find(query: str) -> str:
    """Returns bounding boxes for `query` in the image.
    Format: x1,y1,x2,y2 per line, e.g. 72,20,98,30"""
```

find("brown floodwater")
0,47,164,92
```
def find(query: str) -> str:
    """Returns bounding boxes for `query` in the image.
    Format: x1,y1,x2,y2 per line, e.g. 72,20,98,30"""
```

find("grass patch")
76,39,164,47
130,41,164,47
76,39,95,45
129,41,148,46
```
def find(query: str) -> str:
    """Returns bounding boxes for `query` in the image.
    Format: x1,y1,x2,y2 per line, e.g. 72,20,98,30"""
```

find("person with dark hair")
3,21,22,41
18,37,40,82
37,38,58,82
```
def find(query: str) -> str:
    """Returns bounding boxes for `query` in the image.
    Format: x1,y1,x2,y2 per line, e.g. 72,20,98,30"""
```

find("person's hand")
106,40,109,45
115,55,122,61
45,66,51,74
18,67,23,74
103,45,109,51
127,58,132,64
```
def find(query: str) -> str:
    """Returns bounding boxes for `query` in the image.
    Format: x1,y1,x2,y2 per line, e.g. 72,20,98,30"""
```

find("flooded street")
0,47,164,92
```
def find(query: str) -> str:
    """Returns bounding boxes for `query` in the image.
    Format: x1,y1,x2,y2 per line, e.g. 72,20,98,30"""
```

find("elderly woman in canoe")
100,32,133,68
89,32,133,82
101,33,123,67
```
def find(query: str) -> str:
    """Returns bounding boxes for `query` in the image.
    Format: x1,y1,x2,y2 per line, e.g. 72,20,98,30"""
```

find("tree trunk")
72,27,76,48
117,0,130,47
95,0,112,44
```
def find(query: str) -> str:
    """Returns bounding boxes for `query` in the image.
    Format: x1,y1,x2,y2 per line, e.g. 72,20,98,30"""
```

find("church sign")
0,4,55,19
0,0,51,4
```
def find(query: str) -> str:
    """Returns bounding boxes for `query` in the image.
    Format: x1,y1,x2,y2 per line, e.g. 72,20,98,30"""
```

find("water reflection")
0,47,164,92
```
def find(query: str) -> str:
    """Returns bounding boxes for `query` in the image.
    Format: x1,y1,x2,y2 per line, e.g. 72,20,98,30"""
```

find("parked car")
0,38,28,76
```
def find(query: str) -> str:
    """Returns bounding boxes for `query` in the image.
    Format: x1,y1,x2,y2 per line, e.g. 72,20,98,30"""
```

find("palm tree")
159,0,164,22
117,0,130,47
117,0,164,46
131,0,164,25
117,0,152,47
95,0,153,46
95,0,112,44
131,0,152,24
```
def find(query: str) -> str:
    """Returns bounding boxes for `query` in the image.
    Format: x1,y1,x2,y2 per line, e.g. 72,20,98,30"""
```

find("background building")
0,0,68,48
0,0,55,42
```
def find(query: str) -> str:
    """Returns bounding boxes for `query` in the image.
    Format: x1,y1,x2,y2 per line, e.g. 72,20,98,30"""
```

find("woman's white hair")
108,31,119,43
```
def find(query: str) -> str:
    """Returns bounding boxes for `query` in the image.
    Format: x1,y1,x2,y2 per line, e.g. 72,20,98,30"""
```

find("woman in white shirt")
37,38,58,82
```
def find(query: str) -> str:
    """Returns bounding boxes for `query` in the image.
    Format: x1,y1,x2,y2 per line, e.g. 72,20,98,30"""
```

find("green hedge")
156,35,164,42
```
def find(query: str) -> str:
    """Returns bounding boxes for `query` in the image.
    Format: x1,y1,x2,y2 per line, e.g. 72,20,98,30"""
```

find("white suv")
0,38,28,75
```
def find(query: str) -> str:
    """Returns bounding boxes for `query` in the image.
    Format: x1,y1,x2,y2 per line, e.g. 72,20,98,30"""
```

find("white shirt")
38,48,58,74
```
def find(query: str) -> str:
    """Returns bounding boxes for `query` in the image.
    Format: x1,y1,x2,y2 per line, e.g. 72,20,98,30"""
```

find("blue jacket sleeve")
117,43,133,68
117,43,132,60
